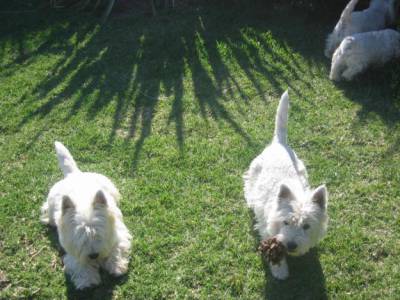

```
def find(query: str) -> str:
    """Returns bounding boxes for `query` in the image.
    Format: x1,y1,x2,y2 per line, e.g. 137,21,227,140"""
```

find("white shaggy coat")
324,0,396,58
41,142,132,290
243,91,328,280
330,29,400,81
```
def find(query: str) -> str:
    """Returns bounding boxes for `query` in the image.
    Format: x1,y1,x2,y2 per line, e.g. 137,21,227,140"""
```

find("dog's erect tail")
387,0,397,25
339,0,358,25
54,141,80,176
273,90,289,145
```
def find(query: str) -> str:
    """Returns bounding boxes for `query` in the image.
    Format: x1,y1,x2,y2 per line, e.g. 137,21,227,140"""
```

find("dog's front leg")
269,257,289,280
63,254,101,289
102,244,130,276
102,225,131,276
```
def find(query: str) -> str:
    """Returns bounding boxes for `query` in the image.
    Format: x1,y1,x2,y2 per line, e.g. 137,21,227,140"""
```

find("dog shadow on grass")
334,64,400,125
44,226,129,300
262,249,327,300
247,211,327,300
65,271,128,300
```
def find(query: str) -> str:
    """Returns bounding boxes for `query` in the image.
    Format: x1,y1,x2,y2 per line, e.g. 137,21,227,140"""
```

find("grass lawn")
1,3,400,299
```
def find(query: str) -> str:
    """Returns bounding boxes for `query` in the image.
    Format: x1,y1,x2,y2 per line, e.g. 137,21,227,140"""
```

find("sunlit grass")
1,4,400,299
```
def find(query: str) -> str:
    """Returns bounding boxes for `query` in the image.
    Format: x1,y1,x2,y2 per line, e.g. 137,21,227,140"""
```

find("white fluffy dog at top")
243,91,328,280
41,142,132,290
330,29,400,81
324,0,396,58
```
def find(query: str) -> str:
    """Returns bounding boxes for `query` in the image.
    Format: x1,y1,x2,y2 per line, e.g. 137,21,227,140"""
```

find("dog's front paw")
103,256,129,276
63,254,101,289
74,273,101,290
270,260,289,280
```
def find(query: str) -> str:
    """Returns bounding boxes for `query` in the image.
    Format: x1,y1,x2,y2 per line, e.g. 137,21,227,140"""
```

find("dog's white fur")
325,0,396,58
243,91,328,280
330,29,400,81
41,142,132,289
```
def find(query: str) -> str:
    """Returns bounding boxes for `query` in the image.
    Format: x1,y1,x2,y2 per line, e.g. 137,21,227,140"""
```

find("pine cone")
258,237,286,264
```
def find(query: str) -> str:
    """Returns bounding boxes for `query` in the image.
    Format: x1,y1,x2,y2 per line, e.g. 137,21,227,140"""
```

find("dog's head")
267,183,328,257
58,190,116,262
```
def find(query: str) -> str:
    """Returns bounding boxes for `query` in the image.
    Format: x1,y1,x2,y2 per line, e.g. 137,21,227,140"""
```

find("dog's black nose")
88,253,99,259
287,242,298,251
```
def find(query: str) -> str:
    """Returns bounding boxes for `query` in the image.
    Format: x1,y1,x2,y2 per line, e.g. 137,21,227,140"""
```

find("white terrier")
41,142,132,290
324,0,396,58
243,91,328,280
330,29,400,81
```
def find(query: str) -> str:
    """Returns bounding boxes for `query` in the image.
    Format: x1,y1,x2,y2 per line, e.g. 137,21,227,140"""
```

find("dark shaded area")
263,249,327,300
1,1,399,162
45,226,66,258
65,269,128,300
2,1,400,168
1,3,334,170
335,63,400,128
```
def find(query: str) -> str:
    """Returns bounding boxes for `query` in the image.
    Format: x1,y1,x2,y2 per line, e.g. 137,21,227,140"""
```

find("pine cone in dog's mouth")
258,237,286,264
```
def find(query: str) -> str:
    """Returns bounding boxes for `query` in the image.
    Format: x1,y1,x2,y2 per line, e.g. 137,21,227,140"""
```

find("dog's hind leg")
243,155,264,207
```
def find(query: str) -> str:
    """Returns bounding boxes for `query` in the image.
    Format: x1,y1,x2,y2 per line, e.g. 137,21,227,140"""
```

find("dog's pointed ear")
311,185,328,210
278,183,295,202
62,196,75,215
93,190,107,207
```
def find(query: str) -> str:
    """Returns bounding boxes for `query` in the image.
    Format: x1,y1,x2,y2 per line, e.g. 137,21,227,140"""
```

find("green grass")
1,4,400,299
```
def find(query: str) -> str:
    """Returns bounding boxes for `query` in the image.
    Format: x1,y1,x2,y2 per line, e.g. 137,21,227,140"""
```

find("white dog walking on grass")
324,0,396,58
243,91,328,280
330,29,400,81
41,142,132,290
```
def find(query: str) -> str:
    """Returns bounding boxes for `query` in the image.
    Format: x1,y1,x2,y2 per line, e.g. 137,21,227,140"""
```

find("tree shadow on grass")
2,5,326,168
334,65,400,129
43,226,128,300
331,63,400,160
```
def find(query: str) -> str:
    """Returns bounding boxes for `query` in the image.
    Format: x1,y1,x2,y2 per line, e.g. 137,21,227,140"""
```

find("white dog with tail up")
330,29,400,81
243,91,328,280
41,142,132,290
324,0,396,58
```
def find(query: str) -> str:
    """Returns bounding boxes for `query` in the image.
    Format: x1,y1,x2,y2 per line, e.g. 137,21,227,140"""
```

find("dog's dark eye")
283,221,289,226
303,224,310,230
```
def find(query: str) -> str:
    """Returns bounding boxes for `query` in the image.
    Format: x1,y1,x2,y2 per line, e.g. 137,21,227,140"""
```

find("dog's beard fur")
59,192,115,263
266,184,328,257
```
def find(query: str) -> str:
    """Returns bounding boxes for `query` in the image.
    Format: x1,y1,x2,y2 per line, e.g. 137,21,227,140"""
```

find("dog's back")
330,29,400,81
324,0,394,58
244,92,308,208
